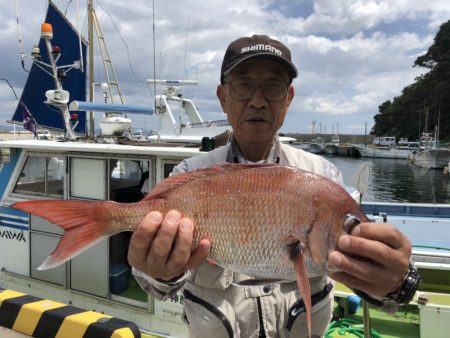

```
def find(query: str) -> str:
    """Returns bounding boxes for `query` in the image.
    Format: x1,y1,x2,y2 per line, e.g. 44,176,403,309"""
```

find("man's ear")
217,85,227,109
286,85,295,108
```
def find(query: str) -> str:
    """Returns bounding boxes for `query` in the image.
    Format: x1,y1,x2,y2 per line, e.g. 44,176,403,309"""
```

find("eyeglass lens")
228,78,288,101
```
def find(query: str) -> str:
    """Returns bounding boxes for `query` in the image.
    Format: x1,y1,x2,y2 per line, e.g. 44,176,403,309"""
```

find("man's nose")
249,85,268,108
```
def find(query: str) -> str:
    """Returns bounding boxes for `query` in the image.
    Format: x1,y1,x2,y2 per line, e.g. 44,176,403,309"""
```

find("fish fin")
12,200,114,270
233,278,286,287
143,163,278,201
291,243,312,338
206,258,217,265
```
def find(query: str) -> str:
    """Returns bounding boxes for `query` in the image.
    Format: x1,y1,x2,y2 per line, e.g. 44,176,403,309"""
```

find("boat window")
70,158,107,200
110,159,150,203
13,155,64,198
108,158,151,306
163,163,177,178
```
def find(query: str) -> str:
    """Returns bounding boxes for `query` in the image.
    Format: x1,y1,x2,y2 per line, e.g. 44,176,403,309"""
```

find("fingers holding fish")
349,222,410,251
128,211,164,275
128,209,210,281
164,217,194,273
328,222,411,297
328,251,401,297
144,210,191,280
151,213,210,277
185,238,211,270
344,222,411,281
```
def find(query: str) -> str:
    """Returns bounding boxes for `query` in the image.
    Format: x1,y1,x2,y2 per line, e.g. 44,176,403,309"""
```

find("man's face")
217,59,294,146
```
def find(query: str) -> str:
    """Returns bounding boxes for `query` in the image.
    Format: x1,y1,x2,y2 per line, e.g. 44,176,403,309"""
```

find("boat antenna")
14,0,28,72
152,0,157,115
75,0,84,72
183,18,190,85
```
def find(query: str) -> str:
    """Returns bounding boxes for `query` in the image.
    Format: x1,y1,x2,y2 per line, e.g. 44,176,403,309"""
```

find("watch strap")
386,264,421,304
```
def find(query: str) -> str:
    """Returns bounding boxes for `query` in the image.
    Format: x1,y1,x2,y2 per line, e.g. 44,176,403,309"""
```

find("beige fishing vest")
134,141,344,338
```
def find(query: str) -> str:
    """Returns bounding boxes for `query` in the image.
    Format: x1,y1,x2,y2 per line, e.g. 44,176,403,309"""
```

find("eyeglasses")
223,78,289,102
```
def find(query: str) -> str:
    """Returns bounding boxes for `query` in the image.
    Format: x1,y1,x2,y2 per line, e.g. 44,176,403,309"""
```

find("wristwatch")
386,264,421,304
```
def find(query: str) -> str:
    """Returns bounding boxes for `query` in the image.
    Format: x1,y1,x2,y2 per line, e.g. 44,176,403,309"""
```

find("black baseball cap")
220,34,298,83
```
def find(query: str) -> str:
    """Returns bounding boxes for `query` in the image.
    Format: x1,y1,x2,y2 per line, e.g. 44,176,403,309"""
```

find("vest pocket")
282,283,333,338
183,289,238,338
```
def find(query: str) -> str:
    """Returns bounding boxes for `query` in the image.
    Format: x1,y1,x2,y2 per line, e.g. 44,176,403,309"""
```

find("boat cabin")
373,136,396,147
0,140,202,335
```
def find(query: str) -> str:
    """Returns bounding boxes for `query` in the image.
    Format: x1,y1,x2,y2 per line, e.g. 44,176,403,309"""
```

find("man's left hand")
328,222,412,297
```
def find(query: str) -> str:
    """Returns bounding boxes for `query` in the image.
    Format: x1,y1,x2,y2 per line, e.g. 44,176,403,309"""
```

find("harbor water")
325,155,450,204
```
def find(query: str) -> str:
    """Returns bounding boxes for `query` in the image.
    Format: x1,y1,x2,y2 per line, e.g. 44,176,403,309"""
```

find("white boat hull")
323,144,338,154
411,148,450,169
307,143,324,154
355,145,412,159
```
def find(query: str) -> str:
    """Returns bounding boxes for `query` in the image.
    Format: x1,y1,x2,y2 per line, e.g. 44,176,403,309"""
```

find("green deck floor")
332,282,421,338
328,303,420,338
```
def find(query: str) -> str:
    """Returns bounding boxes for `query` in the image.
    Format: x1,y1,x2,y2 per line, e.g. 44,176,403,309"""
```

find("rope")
413,244,450,251
96,0,146,84
325,318,383,338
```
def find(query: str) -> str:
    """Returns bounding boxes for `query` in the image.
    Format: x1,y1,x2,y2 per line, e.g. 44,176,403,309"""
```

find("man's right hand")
128,209,211,281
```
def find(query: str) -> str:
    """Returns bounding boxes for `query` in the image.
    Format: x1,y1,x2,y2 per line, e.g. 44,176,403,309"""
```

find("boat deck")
0,327,31,338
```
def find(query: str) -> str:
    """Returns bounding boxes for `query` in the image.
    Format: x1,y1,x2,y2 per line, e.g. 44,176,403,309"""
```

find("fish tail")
294,253,312,338
12,200,115,270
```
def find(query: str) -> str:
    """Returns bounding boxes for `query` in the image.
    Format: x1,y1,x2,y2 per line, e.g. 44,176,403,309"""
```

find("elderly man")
128,34,416,338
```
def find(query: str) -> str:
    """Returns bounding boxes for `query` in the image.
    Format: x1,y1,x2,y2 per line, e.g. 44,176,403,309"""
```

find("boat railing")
187,119,230,128
362,201,450,218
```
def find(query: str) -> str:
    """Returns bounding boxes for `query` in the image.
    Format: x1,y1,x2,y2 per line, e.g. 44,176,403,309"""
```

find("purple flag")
20,101,37,136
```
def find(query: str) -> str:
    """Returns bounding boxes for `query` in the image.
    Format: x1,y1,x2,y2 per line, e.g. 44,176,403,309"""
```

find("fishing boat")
409,133,450,169
353,143,419,159
307,137,325,154
2,2,450,338
352,135,420,159
411,148,450,169
323,135,340,155
3,138,450,338
0,1,198,337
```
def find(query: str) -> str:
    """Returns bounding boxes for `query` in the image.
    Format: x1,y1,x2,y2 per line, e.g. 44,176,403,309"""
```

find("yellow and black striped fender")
0,289,141,338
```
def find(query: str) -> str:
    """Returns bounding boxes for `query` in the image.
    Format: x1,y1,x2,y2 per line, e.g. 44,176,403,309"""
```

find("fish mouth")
343,214,361,234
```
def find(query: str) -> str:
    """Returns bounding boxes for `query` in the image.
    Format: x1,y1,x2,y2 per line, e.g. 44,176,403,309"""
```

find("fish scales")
12,163,367,278
127,165,352,279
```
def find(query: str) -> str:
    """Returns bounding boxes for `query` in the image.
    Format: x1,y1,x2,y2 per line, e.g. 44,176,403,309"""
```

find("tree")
371,20,450,142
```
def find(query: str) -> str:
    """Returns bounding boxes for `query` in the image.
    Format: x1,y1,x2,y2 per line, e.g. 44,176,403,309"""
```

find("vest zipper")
256,297,266,338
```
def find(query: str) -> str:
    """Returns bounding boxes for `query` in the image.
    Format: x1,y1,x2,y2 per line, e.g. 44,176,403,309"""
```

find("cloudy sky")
1,0,450,135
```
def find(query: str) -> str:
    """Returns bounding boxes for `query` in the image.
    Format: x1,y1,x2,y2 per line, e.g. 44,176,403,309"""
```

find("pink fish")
13,163,368,338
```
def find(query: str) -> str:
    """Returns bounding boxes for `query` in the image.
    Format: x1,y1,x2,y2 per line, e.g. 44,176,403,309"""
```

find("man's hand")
328,222,412,297
128,210,211,281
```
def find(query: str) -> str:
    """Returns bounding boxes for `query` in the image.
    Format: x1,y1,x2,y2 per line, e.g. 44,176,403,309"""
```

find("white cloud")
0,0,449,134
